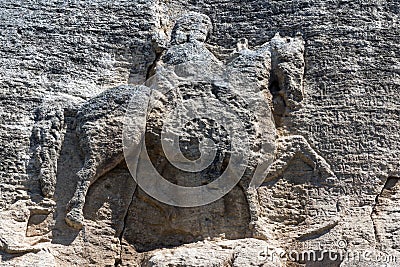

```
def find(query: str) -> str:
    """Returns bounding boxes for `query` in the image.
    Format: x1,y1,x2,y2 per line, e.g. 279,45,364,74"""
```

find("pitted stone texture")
142,238,282,267
0,1,399,266
0,0,162,207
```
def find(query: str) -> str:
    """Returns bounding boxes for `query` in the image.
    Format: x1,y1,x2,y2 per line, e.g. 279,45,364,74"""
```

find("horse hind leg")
65,152,125,229
65,158,98,229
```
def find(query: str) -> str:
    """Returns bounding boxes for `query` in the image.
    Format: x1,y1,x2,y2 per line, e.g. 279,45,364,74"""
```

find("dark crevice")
370,176,399,248
296,220,338,242
371,195,382,247
229,250,238,267
237,178,259,239
115,89,154,265
370,177,399,249
114,118,150,266
145,51,163,80
114,184,138,267
268,76,287,129
115,93,154,266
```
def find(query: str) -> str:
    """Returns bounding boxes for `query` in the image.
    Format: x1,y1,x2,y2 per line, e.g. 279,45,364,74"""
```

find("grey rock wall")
0,1,399,266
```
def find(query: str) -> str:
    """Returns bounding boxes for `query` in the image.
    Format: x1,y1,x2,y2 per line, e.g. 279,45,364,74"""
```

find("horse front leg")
265,135,336,184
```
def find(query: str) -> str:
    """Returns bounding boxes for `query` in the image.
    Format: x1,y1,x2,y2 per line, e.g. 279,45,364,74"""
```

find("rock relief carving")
24,13,336,239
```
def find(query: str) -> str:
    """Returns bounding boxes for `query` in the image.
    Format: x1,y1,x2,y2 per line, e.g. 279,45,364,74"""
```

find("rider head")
171,12,212,45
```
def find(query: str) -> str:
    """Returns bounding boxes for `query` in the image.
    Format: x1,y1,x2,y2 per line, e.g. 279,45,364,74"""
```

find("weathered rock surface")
0,1,399,266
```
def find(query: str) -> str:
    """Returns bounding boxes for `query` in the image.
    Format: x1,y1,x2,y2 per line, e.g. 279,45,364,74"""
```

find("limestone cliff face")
0,1,399,266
